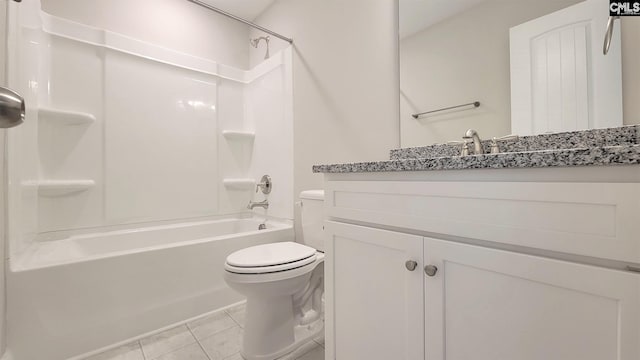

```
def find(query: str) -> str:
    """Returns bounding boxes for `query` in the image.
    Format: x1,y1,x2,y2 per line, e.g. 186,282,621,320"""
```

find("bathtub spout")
248,200,269,210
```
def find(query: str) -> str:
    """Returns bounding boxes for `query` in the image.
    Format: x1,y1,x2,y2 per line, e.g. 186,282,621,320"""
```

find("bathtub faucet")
248,199,269,210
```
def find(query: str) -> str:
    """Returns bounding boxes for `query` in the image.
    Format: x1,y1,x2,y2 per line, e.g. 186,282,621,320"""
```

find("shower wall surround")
6,1,293,256
41,0,251,70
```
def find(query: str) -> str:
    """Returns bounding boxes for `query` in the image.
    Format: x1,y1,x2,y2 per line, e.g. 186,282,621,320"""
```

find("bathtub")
7,217,294,360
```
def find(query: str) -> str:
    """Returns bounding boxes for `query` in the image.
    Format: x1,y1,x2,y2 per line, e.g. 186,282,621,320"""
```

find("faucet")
248,199,269,210
463,129,484,155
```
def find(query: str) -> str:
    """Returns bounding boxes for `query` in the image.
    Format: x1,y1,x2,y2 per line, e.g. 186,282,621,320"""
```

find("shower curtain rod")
186,0,293,44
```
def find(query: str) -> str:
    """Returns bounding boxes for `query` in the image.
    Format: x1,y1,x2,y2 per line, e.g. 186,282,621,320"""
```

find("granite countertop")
313,125,640,173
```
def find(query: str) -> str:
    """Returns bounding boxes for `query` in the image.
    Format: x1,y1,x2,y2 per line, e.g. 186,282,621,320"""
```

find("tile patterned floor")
82,303,325,360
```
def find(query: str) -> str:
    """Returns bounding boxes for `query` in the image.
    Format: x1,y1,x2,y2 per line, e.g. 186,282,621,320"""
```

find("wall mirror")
399,0,634,147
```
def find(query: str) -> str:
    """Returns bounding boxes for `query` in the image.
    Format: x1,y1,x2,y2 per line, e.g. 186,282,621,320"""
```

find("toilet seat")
225,242,318,274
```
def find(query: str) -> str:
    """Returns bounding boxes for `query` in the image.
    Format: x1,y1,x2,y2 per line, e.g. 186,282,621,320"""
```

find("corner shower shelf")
222,130,255,141
22,180,96,197
223,178,255,191
38,107,96,126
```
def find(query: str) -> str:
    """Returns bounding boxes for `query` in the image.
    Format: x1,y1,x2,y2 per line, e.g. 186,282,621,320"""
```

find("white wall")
399,0,581,147
41,0,250,69
250,0,400,197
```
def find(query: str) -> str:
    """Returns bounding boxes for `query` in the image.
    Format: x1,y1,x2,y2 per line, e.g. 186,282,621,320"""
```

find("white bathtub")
7,217,294,360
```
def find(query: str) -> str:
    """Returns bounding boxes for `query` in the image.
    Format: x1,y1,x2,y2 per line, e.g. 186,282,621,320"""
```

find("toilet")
224,190,325,360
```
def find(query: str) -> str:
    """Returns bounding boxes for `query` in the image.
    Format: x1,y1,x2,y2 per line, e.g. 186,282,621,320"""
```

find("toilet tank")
299,190,325,252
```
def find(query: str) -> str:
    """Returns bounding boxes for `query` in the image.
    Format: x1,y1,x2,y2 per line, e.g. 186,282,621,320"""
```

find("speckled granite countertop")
312,125,640,173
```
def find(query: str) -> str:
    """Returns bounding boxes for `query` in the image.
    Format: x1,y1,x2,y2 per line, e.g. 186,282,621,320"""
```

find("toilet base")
240,317,324,360
223,253,325,360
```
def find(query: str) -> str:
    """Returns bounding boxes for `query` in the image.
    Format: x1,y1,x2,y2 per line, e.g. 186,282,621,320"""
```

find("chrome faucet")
463,129,484,155
248,199,269,210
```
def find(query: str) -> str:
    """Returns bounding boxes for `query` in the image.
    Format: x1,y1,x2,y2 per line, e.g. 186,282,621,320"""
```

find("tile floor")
82,303,325,360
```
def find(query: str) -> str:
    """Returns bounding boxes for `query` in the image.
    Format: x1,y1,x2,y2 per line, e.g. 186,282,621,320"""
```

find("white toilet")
224,190,325,360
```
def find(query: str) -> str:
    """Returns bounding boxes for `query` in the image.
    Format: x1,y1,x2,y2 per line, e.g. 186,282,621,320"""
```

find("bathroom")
0,0,638,359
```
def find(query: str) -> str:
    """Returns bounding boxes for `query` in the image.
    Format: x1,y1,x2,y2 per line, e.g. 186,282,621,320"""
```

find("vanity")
314,126,640,360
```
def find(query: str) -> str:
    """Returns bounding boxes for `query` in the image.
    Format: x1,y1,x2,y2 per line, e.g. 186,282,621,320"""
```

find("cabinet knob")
424,265,438,277
405,260,418,271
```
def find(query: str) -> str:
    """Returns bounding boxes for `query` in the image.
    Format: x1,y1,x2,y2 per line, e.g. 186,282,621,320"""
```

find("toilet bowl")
224,190,325,360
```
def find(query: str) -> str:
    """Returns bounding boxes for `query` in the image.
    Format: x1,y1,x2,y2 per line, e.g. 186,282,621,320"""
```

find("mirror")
399,0,637,147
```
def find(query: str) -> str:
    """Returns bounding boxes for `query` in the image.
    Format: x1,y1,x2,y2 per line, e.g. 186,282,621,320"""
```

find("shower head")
250,36,270,48
0,86,25,128
249,36,271,59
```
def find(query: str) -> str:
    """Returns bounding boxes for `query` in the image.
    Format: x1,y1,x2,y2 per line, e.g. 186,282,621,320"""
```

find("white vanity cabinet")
424,237,640,360
324,221,424,360
322,169,640,360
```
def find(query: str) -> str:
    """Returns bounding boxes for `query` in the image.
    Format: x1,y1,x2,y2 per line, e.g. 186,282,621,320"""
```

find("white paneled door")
324,221,424,360
510,0,622,135
424,237,640,360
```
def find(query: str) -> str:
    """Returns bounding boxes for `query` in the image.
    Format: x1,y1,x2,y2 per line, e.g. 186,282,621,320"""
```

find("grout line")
188,325,213,360
139,339,150,360
225,309,243,328
142,326,200,360
135,341,146,360
222,352,243,360
147,343,200,360
188,311,240,339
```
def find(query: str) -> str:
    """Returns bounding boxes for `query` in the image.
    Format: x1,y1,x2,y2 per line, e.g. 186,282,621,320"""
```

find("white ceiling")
201,0,486,39
199,0,275,20
399,0,488,39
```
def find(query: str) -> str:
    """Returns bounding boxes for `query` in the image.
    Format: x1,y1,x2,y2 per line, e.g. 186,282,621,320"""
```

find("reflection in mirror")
399,0,640,147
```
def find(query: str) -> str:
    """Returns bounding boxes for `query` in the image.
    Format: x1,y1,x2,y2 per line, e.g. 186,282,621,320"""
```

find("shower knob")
405,260,418,271
424,265,438,277
255,175,272,194
0,86,25,128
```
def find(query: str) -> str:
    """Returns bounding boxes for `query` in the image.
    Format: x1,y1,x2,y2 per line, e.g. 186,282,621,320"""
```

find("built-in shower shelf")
22,180,96,197
222,130,255,141
223,178,255,190
38,107,96,125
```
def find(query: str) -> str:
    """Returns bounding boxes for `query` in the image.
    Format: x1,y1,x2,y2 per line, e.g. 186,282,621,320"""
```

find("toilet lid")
226,242,317,268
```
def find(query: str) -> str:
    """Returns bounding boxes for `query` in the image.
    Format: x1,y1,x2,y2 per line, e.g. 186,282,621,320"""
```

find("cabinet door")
325,221,424,360
424,238,640,360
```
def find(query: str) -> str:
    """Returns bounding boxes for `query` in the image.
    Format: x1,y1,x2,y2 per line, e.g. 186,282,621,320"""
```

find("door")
324,221,424,360
424,237,640,360
510,0,622,135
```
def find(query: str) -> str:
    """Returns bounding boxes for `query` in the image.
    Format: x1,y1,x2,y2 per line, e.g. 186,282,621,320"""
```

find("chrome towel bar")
603,16,619,55
412,101,480,119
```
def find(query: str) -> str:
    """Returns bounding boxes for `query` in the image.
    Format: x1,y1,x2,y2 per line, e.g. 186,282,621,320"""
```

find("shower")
250,36,271,60
2,0,296,358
